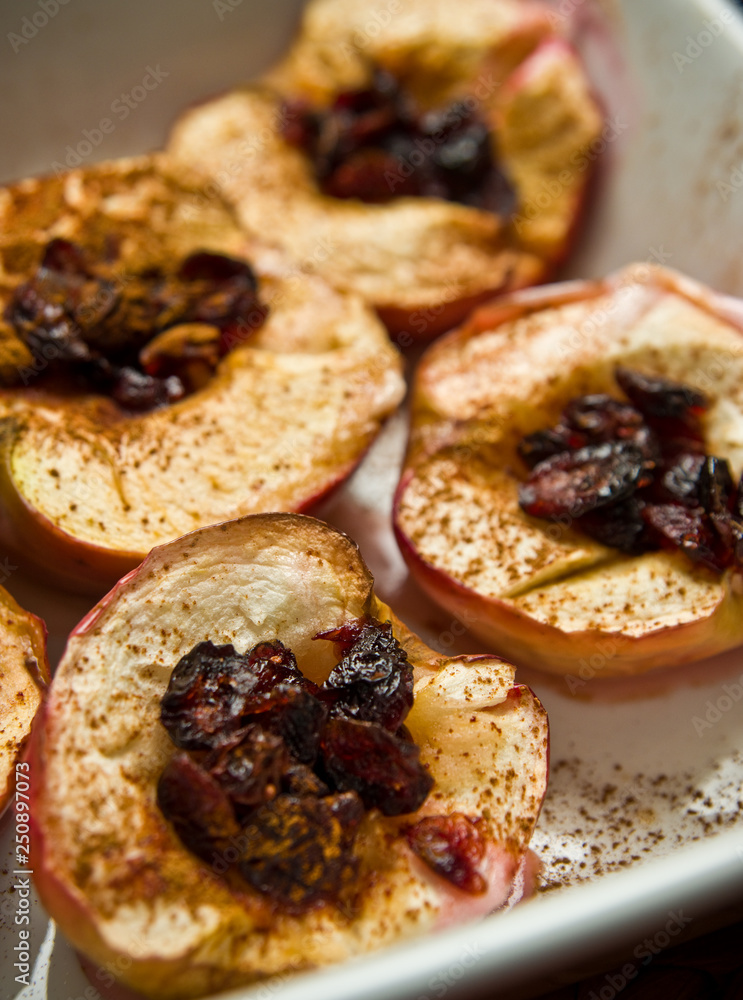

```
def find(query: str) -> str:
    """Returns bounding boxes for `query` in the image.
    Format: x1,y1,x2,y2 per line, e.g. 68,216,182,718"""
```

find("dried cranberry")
238,792,363,910
577,496,652,555
254,684,328,765
652,452,705,506
615,366,708,421
642,504,728,573
517,371,740,575
157,752,240,862
282,67,515,215
697,456,735,515
323,149,407,203
519,443,645,519
406,813,487,894
160,640,290,750
177,251,258,288
281,762,330,799
517,426,580,469
319,618,413,732
314,614,377,656
110,367,185,411
240,641,312,705
41,237,89,275
320,718,433,816
205,726,288,808
5,240,268,411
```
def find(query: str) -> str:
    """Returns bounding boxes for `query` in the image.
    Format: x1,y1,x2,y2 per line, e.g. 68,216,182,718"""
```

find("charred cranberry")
238,792,363,910
205,726,288,808
321,718,433,816
406,813,487,894
157,752,240,861
519,443,645,519
319,618,413,732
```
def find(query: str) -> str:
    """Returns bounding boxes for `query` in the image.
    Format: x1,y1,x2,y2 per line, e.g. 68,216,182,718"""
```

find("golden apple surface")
394,264,743,676
0,155,404,594
29,513,548,999
168,0,603,339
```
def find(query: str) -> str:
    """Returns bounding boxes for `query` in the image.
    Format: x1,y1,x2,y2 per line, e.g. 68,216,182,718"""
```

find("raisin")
406,813,487,894
157,752,240,862
519,443,645,519
205,725,288,808
319,618,413,732
320,718,433,816
238,793,363,911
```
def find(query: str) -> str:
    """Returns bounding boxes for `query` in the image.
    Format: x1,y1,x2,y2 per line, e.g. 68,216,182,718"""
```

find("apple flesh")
168,0,603,340
29,513,548,1000
0,584,48,814
394,264,743,676
0,155,404,594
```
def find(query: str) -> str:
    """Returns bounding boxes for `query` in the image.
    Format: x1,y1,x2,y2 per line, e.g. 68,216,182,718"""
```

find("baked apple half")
168,0,603,338
29,513,548,1000
0,155,404,594
0,585,48,814
394,264,743,677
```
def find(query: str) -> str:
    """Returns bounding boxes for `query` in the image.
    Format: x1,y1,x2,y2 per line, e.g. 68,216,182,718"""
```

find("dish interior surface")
1,0,743,997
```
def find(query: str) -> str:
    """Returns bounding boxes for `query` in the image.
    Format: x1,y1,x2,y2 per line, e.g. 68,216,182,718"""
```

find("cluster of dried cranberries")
518,367,743,574
282,68,516,214
156,617,435,912
5,238,268,411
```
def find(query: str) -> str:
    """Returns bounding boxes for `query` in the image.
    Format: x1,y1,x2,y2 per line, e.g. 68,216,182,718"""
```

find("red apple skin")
28,513,548,999
0,588,48,815
393,503,743,678
0,440,368,598
393,265,743,678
